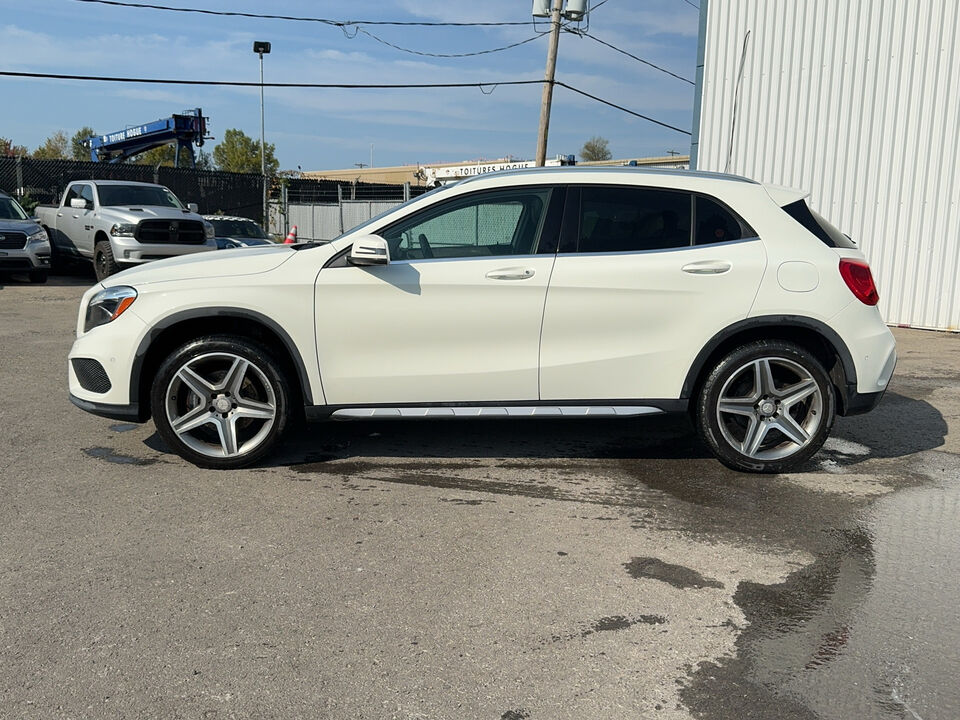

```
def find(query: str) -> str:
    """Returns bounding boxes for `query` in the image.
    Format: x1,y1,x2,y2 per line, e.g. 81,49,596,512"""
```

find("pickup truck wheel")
150,335,291,469
94,240,119,280
28,270,48,284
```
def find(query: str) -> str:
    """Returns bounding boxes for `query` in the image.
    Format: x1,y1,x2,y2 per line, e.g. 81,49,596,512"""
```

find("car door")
59,183,96,256
539,186,767,401
315,186,562,405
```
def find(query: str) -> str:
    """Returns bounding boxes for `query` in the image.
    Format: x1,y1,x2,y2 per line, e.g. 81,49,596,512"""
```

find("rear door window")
694,196,755,245
577,186,691,253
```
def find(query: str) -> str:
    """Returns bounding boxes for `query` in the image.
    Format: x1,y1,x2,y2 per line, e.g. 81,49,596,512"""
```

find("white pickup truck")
36,180,215,280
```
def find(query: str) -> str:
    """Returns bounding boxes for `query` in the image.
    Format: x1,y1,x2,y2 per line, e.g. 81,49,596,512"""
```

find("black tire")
28,270,48,284
150,335,292,469
94,240,119,281
696,340,835,473
44,227,63,272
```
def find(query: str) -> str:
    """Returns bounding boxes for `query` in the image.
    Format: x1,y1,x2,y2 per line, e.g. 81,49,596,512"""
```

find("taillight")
838,258,879,306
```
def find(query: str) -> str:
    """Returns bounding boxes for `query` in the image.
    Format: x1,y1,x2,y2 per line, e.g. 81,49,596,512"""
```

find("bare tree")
580,136,612,162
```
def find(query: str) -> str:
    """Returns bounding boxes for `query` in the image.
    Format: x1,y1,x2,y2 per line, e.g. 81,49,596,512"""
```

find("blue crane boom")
88,108,210,167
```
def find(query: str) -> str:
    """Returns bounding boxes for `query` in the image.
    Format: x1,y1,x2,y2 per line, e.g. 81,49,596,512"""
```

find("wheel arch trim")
681,315,857,399
129,307,314,415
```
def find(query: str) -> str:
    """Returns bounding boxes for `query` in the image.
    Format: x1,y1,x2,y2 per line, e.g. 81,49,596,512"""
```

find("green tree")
580,136,612,162
212,128,278,174
71,126,97,160
33,130,70,159
134,144,214,169
1,137,29,157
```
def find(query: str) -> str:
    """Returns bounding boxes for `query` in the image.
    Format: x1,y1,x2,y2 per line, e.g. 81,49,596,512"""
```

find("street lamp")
253,41,271,227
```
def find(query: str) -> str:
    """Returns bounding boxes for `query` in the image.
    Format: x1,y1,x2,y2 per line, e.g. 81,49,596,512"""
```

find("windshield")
209,218,267,239
0,196,29,221
331,183,453,241
96,184,183,209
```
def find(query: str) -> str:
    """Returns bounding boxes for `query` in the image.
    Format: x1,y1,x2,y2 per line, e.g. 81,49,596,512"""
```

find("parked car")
204,215,273,249
0,191,51,283
36,181,215,280
68,167,896,472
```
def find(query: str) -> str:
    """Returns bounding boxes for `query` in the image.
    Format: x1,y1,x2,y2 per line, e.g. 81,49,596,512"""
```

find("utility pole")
535,0,563,167
253,41,271,227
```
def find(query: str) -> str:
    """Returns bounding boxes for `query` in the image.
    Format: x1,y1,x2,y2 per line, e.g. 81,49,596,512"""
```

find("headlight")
27,229,48,244
203,221,215,239
84,286,138,333
110,223,137,237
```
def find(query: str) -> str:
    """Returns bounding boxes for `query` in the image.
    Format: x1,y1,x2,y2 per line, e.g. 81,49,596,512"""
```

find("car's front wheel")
151,336,291,469
696,340,835,473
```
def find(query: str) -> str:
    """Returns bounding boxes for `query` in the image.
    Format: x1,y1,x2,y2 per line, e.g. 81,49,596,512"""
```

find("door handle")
486,267,536,281
682,260,732,275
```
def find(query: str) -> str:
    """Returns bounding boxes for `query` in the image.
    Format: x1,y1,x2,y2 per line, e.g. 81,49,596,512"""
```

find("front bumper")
69,393,142,421
110,236,216,265
0,240,51,272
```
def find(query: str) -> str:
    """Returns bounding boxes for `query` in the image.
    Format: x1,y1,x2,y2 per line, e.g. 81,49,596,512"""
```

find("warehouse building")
692,0,960,331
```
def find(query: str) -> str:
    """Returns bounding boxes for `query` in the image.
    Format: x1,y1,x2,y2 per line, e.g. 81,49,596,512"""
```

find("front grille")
72,358,112,394
0,232,28,250
135,220,206,245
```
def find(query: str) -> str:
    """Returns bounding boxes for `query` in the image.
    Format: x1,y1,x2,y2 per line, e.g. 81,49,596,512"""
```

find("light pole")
253,40,271,227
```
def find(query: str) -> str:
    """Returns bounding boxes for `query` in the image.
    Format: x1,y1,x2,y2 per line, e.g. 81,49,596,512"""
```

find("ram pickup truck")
36,180,215,280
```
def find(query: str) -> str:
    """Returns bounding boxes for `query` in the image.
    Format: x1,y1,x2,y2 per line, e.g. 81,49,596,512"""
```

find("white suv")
68,168,896,473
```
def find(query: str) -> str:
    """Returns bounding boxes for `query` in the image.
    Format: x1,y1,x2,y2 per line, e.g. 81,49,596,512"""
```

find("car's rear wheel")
94,240,119,281
151,336,291,469
696,340,835,473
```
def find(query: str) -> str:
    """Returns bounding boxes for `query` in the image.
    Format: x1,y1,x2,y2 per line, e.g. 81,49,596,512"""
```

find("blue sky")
1,0,700,170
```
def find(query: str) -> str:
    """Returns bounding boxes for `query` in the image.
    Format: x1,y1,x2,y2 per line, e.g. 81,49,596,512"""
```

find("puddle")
624,557,724,590
83,447,159,466
680,462,960,719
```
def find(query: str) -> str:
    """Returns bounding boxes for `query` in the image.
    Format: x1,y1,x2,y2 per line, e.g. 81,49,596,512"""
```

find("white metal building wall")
692,0,960,331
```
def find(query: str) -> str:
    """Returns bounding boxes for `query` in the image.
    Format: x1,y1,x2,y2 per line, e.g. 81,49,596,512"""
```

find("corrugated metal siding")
694,0,960,331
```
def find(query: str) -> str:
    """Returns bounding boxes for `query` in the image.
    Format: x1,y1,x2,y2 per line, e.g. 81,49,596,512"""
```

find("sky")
0,0,701,171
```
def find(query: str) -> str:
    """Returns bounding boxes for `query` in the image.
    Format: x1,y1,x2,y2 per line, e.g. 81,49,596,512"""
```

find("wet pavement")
0,279,958,719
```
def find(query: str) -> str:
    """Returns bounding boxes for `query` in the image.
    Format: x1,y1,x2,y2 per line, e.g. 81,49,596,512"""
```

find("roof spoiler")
763,184,810,207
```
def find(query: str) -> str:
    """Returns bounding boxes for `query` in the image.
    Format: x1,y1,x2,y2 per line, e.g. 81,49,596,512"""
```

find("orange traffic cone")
284,225,298,244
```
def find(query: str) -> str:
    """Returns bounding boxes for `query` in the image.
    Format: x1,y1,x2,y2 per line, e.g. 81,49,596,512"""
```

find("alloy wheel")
715,356,823,461
164,352,277,458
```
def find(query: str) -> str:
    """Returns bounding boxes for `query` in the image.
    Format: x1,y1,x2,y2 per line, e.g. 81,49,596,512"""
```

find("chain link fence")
0,156,264,222
274,177,429,241
1,156,424,237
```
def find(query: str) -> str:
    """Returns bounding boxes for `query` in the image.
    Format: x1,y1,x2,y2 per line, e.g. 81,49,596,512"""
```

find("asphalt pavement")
1,271,958,719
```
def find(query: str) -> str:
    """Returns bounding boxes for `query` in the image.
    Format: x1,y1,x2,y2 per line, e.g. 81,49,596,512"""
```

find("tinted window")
79,184,95,206
382,188,551,260
695,196,748,245
578,187,691,253
782,200,857,248
210,219,267,239
0,196,28,220
65,184,88,207
96,184,182,208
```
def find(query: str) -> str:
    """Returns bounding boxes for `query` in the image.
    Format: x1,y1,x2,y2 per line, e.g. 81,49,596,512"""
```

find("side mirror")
348,234,390,266
187,202,199,213
70,198,87,209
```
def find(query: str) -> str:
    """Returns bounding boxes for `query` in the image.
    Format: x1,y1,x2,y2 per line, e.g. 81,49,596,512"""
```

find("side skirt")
304,400,687,421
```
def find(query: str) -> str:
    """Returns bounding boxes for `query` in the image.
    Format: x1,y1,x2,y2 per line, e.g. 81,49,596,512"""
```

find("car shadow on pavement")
828,390,947,463
0,266,96,289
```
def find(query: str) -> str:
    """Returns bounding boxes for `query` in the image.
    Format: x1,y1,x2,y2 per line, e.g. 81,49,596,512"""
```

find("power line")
0,70,689,135
573,31,695,85
681,0,700,9
0,70,543,89
355,28,546,58
71,0,533,27
554,81,691,135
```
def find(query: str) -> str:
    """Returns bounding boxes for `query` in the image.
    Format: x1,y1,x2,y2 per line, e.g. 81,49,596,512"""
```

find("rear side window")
578,187,691,253
782,200,857,248
695,196,749,245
